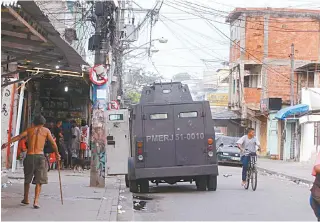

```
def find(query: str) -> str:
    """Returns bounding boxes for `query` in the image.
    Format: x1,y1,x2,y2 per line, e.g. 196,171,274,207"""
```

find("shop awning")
1,1,88,86
275,104,309,120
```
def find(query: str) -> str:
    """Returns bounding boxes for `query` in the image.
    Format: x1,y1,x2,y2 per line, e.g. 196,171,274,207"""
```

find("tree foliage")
172,72,191,82
123,69,162,105
126,91,140,104
125,70,162,91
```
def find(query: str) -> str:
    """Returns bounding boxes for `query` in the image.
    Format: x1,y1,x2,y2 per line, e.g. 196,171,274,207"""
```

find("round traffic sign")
89,64,108,85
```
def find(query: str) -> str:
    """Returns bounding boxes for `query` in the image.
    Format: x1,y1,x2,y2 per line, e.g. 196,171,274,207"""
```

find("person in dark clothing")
311,153,320,221
53,120,67,169
62,115,72,168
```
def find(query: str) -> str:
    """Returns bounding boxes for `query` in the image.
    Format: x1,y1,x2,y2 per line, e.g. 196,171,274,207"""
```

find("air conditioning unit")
260,98,282,111
65,28,78,43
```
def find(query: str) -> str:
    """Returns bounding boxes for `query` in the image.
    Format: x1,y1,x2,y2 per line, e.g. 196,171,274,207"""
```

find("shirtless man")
2,115,60,209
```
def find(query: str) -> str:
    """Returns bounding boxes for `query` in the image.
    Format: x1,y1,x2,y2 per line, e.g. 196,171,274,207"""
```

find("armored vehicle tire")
196,176,207,191
207,175,217,191
139,179,149,193
125,175,129,188
129,180,138,193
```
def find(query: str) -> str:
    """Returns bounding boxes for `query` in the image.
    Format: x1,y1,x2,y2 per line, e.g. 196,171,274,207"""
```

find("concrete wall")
36,1,94,65
1,59,19,168
299,88,320,161
300,122,315,162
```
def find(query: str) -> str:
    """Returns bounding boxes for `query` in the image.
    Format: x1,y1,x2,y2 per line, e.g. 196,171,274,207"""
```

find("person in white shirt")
236,128,261,187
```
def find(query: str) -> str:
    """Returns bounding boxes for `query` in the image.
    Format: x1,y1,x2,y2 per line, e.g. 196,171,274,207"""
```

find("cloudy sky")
126,0,319,79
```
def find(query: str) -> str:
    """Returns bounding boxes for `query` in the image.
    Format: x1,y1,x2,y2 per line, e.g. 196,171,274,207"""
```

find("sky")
126,0,319,80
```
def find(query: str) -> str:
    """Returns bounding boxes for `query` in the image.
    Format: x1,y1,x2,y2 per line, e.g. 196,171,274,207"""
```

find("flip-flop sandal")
21,200,29,205
33,204,40,209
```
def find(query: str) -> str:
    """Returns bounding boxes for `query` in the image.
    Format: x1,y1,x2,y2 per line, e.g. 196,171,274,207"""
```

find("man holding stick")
2,115,60,209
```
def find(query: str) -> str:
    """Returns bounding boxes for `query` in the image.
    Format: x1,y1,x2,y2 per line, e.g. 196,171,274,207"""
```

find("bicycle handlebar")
244,149,257,156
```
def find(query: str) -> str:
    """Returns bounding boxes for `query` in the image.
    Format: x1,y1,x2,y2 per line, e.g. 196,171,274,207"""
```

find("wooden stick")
57,161,64,205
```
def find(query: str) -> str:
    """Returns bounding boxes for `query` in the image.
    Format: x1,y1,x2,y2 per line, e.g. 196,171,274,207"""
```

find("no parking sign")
108,100,119,110
89,64,108,85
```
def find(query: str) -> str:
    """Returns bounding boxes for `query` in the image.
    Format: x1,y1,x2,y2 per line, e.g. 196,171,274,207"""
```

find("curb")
116,176,134,222
111,177,121,221
1,174,8,184
257,166,313,186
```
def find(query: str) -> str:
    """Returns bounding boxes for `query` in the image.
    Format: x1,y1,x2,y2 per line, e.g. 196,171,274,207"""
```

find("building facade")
227,8,320,156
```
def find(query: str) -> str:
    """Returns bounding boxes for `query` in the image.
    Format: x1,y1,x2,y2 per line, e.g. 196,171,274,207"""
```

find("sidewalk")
257,158,314,185
1,169,126,221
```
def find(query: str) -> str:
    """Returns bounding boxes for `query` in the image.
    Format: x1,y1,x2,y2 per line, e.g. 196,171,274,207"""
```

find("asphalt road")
132,166,315,221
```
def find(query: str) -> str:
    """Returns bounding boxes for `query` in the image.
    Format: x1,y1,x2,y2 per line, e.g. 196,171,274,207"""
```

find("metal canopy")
295,63,320,72
275,104,310,120
1,1,87,78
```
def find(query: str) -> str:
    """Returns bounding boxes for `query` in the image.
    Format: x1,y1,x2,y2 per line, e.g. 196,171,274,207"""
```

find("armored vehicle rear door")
173,103,206,166
143,105,176,168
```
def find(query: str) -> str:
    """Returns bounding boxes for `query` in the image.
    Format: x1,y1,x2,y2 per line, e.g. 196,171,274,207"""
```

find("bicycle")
244,152,258,191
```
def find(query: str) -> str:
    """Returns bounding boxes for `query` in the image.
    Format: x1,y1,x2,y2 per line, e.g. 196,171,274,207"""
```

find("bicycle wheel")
251,167,257,191
245,170,250,190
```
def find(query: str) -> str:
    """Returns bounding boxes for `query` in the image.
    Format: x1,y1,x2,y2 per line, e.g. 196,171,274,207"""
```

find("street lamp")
124,38,168,55
158,37,168,44
150,48,159,53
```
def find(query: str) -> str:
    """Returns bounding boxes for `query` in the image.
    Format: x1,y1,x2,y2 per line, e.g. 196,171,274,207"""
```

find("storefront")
30,75,91,125
275,104,309,161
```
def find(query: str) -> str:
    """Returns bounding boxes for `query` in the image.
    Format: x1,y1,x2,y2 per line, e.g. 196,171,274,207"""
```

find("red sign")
89,64,108,85
108,100,119,110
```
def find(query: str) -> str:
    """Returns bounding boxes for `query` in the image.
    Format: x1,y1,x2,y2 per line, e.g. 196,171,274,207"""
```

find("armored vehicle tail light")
207,145,213,151
137,141,143,148
137,141,144,157
208,138,213,145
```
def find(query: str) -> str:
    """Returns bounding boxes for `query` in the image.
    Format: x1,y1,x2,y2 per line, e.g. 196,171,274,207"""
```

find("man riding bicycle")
236,128,261,187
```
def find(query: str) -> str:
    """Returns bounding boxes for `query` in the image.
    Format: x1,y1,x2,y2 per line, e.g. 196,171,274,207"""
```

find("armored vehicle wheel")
207,175,217,191
129,180,138,193
139,179,149,193
196,176,207,191
125,175,129,188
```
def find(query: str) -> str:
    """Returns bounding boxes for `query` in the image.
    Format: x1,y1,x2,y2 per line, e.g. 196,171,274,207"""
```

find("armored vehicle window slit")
150,113,168,120
179,111,198,118
162,89,171,94
109,114,124,121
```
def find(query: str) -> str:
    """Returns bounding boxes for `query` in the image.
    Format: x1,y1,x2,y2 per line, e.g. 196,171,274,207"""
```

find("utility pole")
117,0,126,103
290,43,295,106
90,1,113,187
148,12,153,57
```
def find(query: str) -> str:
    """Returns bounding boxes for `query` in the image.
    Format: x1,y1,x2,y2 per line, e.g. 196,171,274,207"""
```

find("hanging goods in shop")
89,64,108,85
108,100,119,110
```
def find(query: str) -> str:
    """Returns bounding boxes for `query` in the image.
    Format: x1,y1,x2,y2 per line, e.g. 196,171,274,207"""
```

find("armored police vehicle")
127,82,218,193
